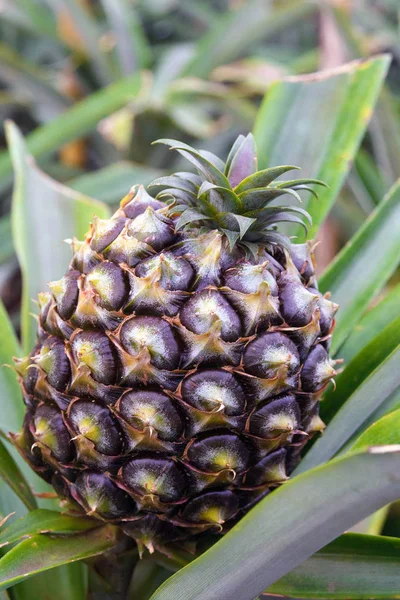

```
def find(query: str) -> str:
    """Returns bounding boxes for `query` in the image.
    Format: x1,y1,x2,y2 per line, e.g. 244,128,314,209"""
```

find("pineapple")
12,134,339,555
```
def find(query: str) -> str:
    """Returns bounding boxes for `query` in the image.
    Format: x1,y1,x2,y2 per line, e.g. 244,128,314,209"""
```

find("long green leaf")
69,161,163,205
267,533,400,599
0,298,23,433
150,448,400,600
297,346,400,473
0,509,98,549
7,121,110,353
320,179,400,353
12,563,88,600
0,439,36,511
0,216,13,265
321,315,400,423
338,282,400,364
0,73,142,191
347,409,400,453
0,525,117,590
253,55,390,237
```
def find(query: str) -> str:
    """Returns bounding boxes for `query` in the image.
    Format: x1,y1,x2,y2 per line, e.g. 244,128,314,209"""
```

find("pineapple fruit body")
13,135,338,554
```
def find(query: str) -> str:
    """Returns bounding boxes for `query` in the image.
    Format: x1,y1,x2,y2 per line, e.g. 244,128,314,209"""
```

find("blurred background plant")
0,2,399,596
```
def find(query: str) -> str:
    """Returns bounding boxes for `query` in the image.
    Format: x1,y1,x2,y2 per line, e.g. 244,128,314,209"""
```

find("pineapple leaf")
227,133,257,188
150,448,400,600
198,181,243,212
346,409,400,453
149,176,198,195
254,55,390,237
320,179,400,354
0,509,98,549
238,187,302,210
339,282,400,364
0,525,117,590
175,209,212,230
154,139,231,189
234,166,300,194
267,533,400,599
321,315,400,425
0,439,36,512
224,135,246,175
297,345,400,474
229,214,257,239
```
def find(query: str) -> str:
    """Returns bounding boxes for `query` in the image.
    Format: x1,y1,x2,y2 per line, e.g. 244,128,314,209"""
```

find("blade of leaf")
321,314,400,424
0,525,117,590
0,216,13,265
267,533,400,599
7,121,110,354
227,134,257,187
319,179,400,354
0,439,36,512
234,166,299,194
0,298,24,433
253,55,390,237
346,409,400,453
0,509,98,549
338,282,400,364
69,162,164,205
150,448,400,600
297,346,400,473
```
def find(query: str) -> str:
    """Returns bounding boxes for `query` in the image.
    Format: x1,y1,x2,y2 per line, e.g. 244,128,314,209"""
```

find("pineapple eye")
71,331,117,385
68,401,122,456
180,289,242,342
122,456,187,503
182,490,239,524
32,404,72,463
119,316,180,370
186,433,249,474
181,369,245,416
118,390,183,442
73,472,136,519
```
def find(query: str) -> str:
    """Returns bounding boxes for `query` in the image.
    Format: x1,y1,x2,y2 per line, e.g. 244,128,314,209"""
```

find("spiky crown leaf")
150,134,326,252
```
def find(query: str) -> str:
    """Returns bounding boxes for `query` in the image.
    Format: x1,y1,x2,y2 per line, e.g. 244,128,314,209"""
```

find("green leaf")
234,166,299,194
0,439,36,512
321,315,400,424
154,139,230,189
0,73,142,191
347,409,400,453
338,282,400,364
253,55,390,237
69,162,164,205
267,533,400,599
297,346,400,473
0,298,24,434
0,525,117,590
320,179,400,354
0,216,13,265
150,448,400,600
7,121,111,354
12,563,88,600
0,509,98,549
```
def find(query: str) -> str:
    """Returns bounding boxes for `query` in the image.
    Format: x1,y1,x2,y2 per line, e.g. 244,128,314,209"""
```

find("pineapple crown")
149,134,326,253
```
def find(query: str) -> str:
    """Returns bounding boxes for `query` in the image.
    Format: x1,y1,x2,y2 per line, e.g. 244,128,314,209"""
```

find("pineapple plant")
0,53,399,600
10,134,341,555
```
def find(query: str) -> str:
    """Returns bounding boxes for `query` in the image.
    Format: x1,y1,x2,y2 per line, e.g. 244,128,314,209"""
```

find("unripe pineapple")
12,135,339,555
